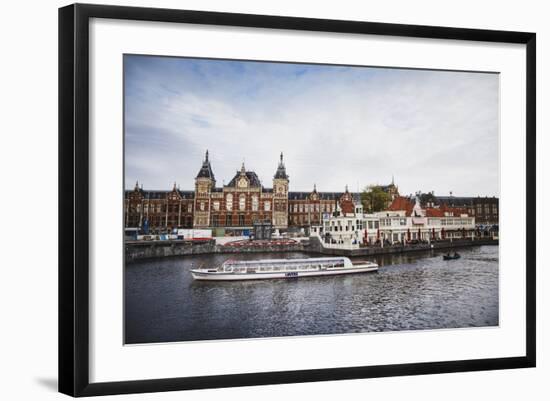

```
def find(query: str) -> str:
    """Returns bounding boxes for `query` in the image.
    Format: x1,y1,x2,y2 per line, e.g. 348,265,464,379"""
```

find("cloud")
124,55,499,197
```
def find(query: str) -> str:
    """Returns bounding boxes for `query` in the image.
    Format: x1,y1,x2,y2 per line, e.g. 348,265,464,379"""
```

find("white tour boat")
190,256,378,281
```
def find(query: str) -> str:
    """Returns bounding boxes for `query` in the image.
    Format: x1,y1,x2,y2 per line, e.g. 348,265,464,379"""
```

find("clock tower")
194,150,215,228
272,152,289,229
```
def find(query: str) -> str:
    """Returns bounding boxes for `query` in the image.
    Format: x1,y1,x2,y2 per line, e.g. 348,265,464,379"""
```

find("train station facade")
124,151,498,235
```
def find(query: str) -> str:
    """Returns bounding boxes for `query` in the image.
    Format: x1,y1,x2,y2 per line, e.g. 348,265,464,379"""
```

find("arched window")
252,195,259,211
226,194,233,211
239,194,246,211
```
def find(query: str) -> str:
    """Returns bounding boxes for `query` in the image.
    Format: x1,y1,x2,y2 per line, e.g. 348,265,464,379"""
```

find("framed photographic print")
58,3,536,397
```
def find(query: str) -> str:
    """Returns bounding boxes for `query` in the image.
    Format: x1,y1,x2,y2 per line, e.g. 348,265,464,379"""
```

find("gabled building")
312,194,477,248
124,153,497,237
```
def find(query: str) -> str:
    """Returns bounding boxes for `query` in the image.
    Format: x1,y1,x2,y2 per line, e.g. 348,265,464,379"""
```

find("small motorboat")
443,253,461,260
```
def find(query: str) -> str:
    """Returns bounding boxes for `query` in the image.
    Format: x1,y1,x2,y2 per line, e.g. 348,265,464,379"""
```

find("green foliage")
361,185,391,213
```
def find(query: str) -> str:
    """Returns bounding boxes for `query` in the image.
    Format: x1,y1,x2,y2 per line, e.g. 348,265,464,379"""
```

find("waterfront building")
287,185,339,231
434,195,499,225
312,194,476,248
125,151,289,234
311,190,379,246
374,195,476,243
124,152,495,237
192,150,282,233
124,182,195,232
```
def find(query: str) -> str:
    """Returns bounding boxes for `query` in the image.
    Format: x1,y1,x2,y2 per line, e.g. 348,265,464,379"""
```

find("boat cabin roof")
222,257,348,266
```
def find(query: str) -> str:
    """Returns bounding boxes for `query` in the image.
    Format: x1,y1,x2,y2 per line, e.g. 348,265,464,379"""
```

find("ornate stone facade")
124,152,425,233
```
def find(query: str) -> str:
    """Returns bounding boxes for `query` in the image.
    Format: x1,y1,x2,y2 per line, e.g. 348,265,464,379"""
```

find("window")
187,204,192,213
239,194,246,211
225,215,232,226
200,201,205,211
264,201,271,211
239,215,245,226
212,215,219,227
252,195,259,211
400,218,406,226
213,201,220,211
226,194,233,211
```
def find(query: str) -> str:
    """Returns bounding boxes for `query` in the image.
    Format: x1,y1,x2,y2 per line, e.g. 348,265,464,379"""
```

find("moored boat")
190,256,378,281
443,253,461,260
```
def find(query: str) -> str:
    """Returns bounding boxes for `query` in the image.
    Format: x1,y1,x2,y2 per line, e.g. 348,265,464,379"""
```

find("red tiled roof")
426,204,470,217
386,198,472,218
425,208,444,217
387,196,414,216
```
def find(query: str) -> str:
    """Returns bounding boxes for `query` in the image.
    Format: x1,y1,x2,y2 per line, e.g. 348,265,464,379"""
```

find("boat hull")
191,264,378,281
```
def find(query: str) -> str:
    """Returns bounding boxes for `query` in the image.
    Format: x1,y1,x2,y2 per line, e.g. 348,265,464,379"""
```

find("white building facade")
312,195,476,249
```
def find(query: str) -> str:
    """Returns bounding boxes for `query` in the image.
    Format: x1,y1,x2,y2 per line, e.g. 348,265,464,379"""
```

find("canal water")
125,245,498,344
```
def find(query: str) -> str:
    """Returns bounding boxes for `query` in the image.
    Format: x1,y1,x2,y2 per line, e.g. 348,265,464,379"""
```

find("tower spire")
195,149,215,184
274,152,288,180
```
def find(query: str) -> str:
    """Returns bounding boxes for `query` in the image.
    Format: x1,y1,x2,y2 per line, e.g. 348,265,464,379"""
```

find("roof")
387,196,414,216
426,204,470,217
227,171,263,187
274,152,289,179
434,196,474,207
195,150,215,181
124,189,195,199
288,191,345,201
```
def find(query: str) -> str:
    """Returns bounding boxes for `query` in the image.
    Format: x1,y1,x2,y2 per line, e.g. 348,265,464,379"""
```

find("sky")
124,55,499,197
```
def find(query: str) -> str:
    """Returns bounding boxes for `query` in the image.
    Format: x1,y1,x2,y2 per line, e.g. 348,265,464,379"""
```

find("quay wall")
308,236,499,257
125,240,307,263
126,237,498,262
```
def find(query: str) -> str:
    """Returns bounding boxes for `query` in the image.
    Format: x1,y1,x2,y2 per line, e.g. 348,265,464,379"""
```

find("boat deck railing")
220,261,347,273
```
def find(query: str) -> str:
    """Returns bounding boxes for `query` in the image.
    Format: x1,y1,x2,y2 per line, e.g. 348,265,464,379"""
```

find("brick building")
431,195,499,225
124,152,499,234
125,151,360,234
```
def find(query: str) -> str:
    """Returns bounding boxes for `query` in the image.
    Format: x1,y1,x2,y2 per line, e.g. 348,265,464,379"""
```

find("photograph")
123,54,500,344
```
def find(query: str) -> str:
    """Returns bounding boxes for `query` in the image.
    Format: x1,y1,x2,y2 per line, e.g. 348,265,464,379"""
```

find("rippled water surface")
125,245,498,344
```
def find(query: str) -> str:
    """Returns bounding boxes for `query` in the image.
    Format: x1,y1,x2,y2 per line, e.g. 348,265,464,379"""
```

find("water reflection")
125,246,498,344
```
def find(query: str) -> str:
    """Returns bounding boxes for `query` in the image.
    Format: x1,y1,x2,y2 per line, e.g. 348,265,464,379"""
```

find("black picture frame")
59,3,536,397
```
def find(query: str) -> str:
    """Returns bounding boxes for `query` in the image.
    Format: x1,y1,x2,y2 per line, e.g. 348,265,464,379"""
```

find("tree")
361,185,391,213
